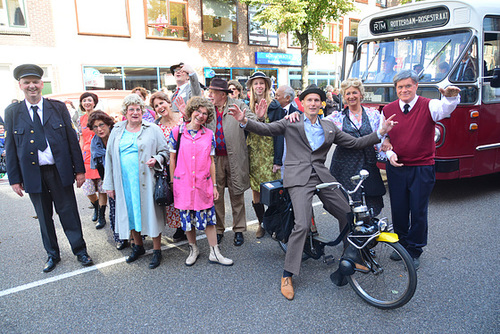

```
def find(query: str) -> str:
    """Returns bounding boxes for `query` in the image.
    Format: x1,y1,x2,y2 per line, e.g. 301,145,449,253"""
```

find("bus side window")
451,39,478,83
482,31,500,103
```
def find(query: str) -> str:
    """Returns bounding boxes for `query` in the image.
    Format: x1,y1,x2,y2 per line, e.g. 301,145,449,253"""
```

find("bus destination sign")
370,6,450,35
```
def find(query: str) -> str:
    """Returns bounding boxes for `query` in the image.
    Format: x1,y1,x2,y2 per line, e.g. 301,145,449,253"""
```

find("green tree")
242,0,355,89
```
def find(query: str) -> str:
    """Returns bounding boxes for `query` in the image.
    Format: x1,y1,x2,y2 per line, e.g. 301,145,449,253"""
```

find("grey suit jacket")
245,114,380,188
171,72,202,112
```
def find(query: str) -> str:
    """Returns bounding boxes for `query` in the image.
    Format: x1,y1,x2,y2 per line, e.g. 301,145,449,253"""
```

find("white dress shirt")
25,99,55,165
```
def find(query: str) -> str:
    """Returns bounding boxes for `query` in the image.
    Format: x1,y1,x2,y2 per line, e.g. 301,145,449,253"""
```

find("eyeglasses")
92,123,108,131
173,68,184,74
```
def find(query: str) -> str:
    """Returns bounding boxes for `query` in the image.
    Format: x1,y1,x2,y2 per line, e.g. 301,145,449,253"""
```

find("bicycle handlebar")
316,169,370,199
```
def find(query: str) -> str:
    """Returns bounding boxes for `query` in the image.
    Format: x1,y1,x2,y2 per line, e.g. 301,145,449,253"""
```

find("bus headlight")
435,122,445,148
434,127,441,143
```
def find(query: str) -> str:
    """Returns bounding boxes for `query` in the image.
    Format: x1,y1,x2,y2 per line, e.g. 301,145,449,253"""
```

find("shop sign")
255,52,301,66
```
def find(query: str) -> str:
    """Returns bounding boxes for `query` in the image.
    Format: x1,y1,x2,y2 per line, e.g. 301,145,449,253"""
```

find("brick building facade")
0,0,383,116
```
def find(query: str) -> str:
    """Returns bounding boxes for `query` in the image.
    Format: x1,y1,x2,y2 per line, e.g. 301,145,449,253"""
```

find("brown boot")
253,201,265,238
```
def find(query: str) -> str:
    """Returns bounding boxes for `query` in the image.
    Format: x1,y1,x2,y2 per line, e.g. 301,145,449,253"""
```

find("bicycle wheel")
347,241,417,309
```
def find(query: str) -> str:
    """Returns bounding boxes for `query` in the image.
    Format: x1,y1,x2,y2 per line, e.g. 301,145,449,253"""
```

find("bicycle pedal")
323,255,335,265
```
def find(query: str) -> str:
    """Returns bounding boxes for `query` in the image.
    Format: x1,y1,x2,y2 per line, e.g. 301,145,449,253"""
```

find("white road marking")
0,201,324,297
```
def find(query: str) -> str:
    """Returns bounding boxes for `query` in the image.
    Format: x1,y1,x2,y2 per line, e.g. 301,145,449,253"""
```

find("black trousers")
29,165,87,259
386,164,435,259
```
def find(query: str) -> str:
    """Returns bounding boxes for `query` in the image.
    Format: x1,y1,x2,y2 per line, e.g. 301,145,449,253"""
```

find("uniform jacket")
206,97,256,195
103,120,168,239
245,113,380,188
4,98,85,193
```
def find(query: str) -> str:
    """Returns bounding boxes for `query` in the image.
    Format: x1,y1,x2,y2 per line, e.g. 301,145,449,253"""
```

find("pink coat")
172,124,214,211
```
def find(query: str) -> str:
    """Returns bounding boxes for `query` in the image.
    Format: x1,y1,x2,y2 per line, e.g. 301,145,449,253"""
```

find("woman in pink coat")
169,97,233,267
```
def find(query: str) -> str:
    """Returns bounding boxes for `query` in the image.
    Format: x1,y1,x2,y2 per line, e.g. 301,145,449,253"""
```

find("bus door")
477,16,500,175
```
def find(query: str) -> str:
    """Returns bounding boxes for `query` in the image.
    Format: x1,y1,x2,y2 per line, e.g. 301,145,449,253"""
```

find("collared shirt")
304,117,324,151
283,103,291,115
398,94,460,122
25,99,55,165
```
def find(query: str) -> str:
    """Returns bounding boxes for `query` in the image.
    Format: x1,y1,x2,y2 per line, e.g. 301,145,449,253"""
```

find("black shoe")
149,250,162,269
172,227,187,242
91,200,99,222
390,250,402,261
95,205,107,229
217,233,223,244
77,253,94,267
413,257,420,270
234,232,244,246
43,257,60,273
126,245,145,263
116,240,129,250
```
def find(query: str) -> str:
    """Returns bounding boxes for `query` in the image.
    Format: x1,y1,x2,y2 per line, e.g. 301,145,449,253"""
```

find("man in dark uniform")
5,64,93,272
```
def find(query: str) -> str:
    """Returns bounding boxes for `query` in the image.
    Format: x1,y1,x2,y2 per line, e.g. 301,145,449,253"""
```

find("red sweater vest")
383,97,435,166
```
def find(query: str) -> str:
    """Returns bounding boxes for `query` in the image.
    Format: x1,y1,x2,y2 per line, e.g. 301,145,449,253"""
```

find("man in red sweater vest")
383,70,460,270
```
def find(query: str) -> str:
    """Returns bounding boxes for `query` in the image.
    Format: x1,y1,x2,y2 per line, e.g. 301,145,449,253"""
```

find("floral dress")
247,117,281,192
159,119,183,228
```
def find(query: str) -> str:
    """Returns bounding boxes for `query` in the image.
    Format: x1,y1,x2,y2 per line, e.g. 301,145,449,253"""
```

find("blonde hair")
249,78,272,115
340,78,365,99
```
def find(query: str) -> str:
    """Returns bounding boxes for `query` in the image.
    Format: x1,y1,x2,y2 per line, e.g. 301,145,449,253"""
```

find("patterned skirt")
179,207,216,232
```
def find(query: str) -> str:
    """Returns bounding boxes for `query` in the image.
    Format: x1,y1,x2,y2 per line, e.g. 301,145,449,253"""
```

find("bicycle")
268,169,417,309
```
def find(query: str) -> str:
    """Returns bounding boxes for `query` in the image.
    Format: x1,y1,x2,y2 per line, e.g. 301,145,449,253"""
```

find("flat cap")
170,62,184,75
14,64,44,81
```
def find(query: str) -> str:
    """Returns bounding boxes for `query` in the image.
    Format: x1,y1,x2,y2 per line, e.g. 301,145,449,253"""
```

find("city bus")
343,0,500,179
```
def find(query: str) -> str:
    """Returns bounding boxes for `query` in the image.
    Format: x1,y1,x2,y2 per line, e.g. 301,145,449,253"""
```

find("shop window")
202,0,237,43
248,5,278,47
322,21,343,47
0,0,28,33
75,0,130,37
83,66,172,92
203,67,277,90
145,0,188,40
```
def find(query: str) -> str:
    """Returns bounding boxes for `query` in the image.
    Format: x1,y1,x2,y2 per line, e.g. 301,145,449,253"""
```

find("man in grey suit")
229,84,395,300
5,64,93,273
170,62,203,113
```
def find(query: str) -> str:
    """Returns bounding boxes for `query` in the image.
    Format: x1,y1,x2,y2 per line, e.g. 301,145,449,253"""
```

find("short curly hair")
132,87,148,100
121,94,145,116
87,110,115,131
79,92,99,112
149,91,171,109
185,97,215,124
340,78,365,99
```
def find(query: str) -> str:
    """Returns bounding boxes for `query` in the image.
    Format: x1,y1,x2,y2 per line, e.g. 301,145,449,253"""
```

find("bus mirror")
491,68,500,88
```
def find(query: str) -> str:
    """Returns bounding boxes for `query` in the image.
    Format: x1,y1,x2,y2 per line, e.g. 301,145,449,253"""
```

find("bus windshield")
349,30,473,84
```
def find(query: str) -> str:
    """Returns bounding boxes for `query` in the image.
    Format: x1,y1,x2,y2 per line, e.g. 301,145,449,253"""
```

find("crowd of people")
3,63,460,301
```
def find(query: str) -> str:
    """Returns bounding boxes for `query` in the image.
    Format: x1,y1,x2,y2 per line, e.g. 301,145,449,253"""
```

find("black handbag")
154,167,173,206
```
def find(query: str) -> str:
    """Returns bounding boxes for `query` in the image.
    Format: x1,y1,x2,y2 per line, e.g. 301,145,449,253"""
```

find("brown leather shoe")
281,277,294,300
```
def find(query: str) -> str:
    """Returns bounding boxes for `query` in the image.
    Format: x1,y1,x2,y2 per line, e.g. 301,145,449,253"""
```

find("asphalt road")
0,169,499,333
